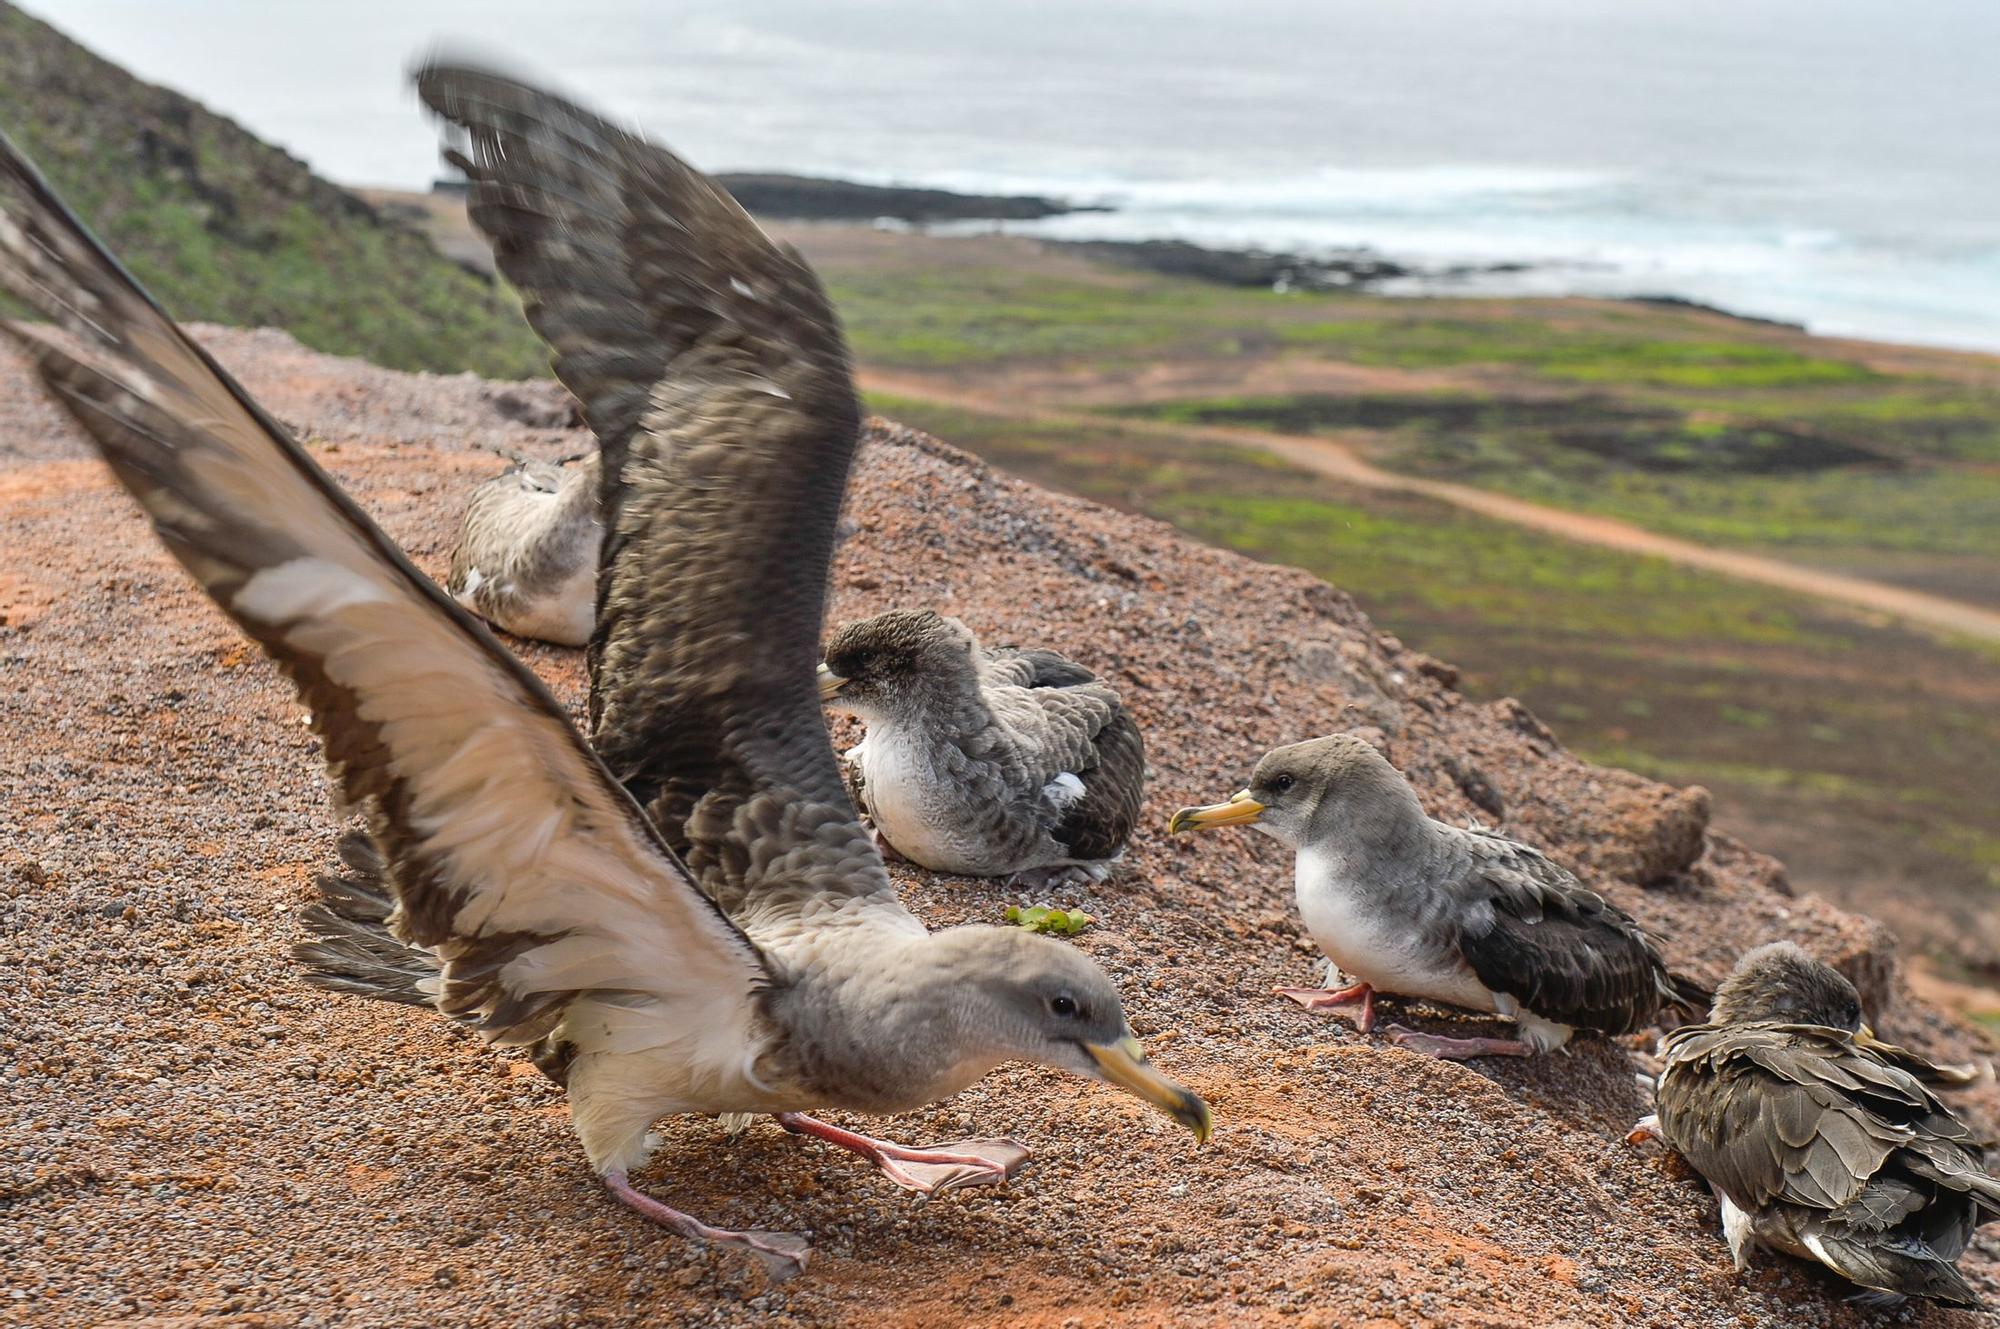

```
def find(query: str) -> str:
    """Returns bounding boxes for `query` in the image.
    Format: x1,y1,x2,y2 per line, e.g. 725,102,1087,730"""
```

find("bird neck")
869,671,992,742
766,931,1003,1114
1301,781,1437,873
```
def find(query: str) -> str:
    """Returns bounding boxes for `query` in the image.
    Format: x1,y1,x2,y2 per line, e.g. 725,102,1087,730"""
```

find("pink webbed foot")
1385,1024,1535,1060
776,1112,1031,1194
602,1169,809,1281
1625,1114,1663,1145
1275,981,1377,1032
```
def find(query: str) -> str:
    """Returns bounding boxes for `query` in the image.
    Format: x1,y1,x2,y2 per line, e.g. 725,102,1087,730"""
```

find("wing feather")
417,63,887,914
0,128,768,1044
1450,828,1672,1035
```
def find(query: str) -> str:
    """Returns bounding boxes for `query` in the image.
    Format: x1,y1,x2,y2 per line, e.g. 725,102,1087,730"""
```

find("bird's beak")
817,663,847,702
1085,1036,1212,1143
1167,789,1264,835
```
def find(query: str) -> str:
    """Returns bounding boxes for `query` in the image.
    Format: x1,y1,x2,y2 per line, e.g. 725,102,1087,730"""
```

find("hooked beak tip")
1085,1036,1213,1144
1167,790,1264,835
816,663,847,702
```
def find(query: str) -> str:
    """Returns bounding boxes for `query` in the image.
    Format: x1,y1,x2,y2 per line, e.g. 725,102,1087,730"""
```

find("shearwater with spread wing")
0,64,1208,1281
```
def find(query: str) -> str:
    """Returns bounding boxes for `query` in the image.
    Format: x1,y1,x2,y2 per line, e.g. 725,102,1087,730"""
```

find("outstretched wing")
0,128,768,1044
417,63,890,917
1449,827,1673,1035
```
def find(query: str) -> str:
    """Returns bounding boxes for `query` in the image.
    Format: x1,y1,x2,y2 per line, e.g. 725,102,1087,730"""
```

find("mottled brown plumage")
1648,942,1999,1308
446,452,601,646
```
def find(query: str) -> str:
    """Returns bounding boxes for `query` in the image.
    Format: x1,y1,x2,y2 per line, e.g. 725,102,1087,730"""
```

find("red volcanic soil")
2,327,1995,1327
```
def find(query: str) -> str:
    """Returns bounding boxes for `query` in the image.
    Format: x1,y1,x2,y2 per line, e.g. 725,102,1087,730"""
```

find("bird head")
1711,941,1865,1032
1167,732,1416,850
819,608,979,720
920,926,1212,1143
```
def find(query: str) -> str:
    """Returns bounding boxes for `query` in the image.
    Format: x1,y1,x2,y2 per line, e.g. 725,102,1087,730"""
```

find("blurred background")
6,0,1997,1007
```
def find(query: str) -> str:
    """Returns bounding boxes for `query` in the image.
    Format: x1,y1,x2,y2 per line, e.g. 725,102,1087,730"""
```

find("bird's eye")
1050,995,1079,1018
1270,774,1295,794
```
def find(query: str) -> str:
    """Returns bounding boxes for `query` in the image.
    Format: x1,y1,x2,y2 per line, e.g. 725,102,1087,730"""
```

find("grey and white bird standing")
0,69,1207,1283
1631,942,1999,1308
817,609,1147,886
446,451,600,645
1169,734,1704,1057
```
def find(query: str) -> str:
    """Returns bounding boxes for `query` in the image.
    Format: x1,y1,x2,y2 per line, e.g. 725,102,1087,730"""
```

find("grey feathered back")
1442,824,1700,1036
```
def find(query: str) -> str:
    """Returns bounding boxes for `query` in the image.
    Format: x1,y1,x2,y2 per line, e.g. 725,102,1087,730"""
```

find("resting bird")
1169,734,1704,1057
446,451,600,645
1632,942,1999,1308
0,70,1207,1284
817,609,1146,886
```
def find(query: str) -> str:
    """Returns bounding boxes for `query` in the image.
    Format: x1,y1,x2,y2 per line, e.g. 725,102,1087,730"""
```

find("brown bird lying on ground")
1170,734,1706,1057
1631,942,1999,1309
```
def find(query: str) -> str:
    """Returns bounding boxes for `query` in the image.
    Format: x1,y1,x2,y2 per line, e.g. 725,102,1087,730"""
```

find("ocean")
28,0,2000,351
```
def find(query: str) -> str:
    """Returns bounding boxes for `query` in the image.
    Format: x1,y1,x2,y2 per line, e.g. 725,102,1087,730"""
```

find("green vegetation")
1005,905,1097,935
0,2,545,378
1127,391,2000,568
823,263,1303,368
1276,318,1877,389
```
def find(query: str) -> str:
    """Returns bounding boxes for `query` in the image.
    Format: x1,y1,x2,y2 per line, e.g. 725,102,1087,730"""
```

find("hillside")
0,2,545,379
3,326,1996,1326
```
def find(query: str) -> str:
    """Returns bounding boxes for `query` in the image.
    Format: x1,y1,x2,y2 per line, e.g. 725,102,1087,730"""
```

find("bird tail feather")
1809,1231,1982,1309
292,830,440,1007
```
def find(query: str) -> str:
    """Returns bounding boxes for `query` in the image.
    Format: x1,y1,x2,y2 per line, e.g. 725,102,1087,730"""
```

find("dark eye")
1270,774,1295,794
1050,995,1079,1018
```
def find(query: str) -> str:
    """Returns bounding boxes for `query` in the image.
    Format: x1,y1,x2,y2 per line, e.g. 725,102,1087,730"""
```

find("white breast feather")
1294,845,1496,1011
857,726,985,872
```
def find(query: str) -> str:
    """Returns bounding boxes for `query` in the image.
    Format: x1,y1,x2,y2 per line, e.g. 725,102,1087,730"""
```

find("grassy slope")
0,3,546,379
817,255,2000,609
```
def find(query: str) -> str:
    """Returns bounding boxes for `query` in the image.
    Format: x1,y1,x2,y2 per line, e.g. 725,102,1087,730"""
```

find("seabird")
446,450,600,645
1168,733,1704,1057
1631,942,2000,1308
0,70,1208,1283
818,609,1146,885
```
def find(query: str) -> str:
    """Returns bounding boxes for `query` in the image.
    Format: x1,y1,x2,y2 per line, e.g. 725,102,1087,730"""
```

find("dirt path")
863,371,2000,645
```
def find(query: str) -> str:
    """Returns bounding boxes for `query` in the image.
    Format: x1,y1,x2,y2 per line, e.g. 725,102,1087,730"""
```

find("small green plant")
1005,905,1096,935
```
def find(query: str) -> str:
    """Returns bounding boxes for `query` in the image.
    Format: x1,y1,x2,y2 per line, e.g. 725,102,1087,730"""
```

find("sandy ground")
3,327,1997,1327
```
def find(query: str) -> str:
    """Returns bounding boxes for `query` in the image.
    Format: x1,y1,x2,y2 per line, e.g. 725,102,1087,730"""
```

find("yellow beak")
1085,1036,1212,1143
1167,789,1264,835
817,663,847,702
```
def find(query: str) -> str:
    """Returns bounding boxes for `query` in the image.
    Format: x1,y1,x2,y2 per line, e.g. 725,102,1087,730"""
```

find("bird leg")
1274,981,1377,1032
1006,861,1109,891
869,826,910,864
1384,1024,1535,1059
1625,1114,1663,1145
601,1169,809,1281
775,1112,1030,1195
